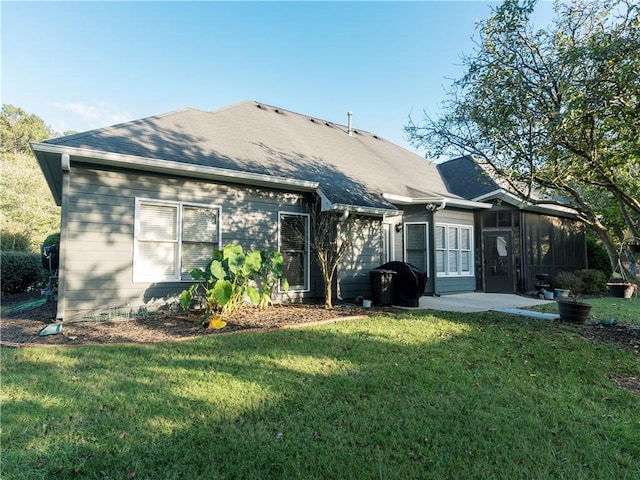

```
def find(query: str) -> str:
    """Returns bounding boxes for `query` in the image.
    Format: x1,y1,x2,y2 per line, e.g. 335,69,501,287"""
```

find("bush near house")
576,269,608,294
553,269,608,295
0,251,46,295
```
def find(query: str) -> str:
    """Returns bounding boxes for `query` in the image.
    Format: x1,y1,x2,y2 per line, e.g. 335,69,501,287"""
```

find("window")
435,224,473,276
134,199,220,282
279,212,310,291
405,223,428,273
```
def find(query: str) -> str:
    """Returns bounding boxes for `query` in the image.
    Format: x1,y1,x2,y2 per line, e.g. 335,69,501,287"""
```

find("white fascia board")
472,188,578,216
30,143,320,192
329,203,401,217
382,193,492,210
528,203,579,216
473,189,524,205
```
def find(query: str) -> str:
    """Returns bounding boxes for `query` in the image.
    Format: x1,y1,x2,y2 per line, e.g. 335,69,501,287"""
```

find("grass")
2,310,639,479
532,295,640,325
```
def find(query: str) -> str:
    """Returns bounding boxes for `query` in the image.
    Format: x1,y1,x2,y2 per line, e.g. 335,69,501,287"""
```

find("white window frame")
435,223,474,277
382,222,395,263
278,212,310,292
403,222,429,273
133,198,221,283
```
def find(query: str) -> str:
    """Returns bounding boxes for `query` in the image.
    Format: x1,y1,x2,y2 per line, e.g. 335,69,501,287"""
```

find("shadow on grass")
3,311,639,479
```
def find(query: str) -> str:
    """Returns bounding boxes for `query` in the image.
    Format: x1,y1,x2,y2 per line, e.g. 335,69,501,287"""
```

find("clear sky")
2,0,555,156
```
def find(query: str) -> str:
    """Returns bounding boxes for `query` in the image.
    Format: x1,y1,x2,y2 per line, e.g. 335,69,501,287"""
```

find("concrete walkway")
404,292,559,319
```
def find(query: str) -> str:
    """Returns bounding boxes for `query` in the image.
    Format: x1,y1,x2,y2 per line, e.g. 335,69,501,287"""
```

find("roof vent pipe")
347,111,353,136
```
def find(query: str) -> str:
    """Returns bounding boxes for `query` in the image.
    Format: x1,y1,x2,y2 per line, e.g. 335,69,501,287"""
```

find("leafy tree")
0,104,55,157
1,105,60,252
406,0,640,271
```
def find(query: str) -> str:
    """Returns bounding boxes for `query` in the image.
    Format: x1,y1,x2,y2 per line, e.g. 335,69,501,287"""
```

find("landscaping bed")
0,292,396,346
1,292,638,353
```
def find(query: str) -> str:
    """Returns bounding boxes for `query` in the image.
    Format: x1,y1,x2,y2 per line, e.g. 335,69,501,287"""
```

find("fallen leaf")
208,317,227,329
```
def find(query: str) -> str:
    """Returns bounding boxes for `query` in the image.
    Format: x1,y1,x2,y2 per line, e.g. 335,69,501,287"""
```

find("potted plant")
557,296,592,323
607,275,637,298
553,276,592,323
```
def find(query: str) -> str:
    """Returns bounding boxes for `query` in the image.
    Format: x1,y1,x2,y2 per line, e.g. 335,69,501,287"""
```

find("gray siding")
433,209,476,294
336,217,383,301
61,164,319,319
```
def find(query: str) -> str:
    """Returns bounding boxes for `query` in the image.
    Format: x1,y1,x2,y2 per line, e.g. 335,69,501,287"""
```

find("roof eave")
383,193,492,210
30,142,320,193
472,188,579,217
328,203,401,217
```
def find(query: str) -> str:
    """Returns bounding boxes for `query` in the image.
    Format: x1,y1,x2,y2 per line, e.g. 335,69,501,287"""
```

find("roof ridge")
246,100,382,138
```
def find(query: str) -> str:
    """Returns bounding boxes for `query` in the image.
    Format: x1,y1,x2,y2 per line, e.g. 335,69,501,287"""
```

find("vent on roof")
373,135,379,139
256,104,264,109
274,108,282,114
310,118,316,123
325,122,333,127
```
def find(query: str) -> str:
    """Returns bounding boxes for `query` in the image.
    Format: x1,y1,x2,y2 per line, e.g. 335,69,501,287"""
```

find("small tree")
306,197,356,309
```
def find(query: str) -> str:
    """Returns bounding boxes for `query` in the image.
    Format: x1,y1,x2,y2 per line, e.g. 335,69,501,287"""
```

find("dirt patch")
582,323,640,355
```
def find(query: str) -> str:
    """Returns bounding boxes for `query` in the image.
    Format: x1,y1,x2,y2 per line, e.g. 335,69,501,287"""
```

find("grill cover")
373,261,427,307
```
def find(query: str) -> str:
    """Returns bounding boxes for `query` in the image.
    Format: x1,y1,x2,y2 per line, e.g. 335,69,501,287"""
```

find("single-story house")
32,101,586,320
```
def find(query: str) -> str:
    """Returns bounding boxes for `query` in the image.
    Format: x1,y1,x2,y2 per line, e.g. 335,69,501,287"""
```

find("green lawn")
2,311,639,479
533,295,640,325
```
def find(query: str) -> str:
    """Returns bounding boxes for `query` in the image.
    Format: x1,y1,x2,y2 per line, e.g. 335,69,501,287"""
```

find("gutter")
382,193,492,210
31,143,402,218
30,142,320,193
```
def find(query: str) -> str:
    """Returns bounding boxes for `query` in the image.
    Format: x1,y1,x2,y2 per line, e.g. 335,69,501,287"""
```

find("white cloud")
52,100,132,131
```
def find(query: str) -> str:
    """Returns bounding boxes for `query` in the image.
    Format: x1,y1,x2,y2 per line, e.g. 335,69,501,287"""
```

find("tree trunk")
323,276,333,309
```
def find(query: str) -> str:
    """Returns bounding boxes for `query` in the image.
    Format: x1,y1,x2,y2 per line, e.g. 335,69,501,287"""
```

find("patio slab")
403,292,555,314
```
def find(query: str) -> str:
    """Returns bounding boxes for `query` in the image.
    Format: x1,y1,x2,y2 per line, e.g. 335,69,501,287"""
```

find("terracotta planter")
607,283,636,299
557,300,592,323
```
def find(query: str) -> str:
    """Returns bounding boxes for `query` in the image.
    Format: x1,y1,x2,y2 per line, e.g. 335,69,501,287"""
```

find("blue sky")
2,1,555,155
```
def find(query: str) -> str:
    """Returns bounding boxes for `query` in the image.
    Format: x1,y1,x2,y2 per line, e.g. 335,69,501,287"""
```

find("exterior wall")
60,163,319,320
433,209,476,294
393,205,478,295
336,216,383,300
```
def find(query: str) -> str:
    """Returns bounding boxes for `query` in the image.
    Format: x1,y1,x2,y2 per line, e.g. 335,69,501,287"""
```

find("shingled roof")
35,101,457,212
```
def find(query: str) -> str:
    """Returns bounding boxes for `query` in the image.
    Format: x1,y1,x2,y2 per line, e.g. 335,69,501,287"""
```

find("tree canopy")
406,0,640,267
1,104,59,252
1,104,56,157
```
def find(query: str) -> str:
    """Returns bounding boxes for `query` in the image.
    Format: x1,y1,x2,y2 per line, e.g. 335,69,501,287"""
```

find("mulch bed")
2,292,638,353
0,292,396,347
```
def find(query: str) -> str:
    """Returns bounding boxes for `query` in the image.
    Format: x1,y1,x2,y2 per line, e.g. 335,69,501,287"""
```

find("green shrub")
0,251,46,295
42,232,60,249
586,235,612,276
180,243,289,325
552,271,584,294
0,229,31,252
575,269,608,294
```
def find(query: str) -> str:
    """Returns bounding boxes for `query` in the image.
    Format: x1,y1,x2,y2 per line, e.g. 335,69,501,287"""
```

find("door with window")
483,230,514,293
